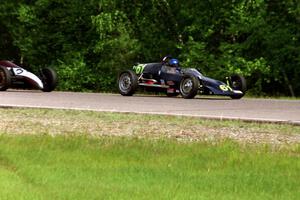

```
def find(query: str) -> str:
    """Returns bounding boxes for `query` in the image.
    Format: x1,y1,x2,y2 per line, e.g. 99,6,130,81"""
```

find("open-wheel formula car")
0,60,57,92
118,56,246,99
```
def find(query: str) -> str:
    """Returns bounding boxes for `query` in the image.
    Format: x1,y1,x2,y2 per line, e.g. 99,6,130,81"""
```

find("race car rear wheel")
229,74,247,99
40,67,57,92
118,70,138,96
0,66,11,91
179,75,199,99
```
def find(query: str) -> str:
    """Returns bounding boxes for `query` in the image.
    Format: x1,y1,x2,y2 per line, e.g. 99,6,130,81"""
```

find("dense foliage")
0,0,299,96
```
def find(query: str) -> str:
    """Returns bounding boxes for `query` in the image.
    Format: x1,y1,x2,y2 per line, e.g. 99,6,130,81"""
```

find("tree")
0,0,299,96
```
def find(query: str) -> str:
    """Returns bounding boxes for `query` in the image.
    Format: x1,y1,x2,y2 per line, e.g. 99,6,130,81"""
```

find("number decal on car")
133,64,146,74
219,85,233,91
15,68,24,75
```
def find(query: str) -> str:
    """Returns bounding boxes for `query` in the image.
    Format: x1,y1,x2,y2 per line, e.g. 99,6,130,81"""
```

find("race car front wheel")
118,70,138,96
0,66,11,91
40,67,57,92
180,75,199,99
229,74,247,99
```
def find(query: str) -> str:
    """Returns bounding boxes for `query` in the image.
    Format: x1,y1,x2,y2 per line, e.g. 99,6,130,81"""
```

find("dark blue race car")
118,56,246,99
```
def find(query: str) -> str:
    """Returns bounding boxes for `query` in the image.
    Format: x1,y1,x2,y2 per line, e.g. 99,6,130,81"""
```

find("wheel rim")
40,69,55,91
42,72,52,86
181,78,193,95
119,73,132,92
231,78,241,90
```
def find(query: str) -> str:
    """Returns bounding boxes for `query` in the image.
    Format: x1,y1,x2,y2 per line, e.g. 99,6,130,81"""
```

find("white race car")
0,60,57,92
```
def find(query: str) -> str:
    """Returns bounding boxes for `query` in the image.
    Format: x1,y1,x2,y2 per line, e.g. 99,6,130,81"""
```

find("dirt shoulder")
1,108,299,145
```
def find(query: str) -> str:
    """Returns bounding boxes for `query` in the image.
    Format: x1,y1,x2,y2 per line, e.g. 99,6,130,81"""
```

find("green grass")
0,108,299,199
0,135,299,200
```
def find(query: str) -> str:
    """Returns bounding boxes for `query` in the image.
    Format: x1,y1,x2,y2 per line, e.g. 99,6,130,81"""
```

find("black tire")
118,70,138,96
229,74,247,99
0,66,11,91
40,67,57,92
179,75,199,99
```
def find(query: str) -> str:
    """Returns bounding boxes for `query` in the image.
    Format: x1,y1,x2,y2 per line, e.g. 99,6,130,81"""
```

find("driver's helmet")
168,58,179,68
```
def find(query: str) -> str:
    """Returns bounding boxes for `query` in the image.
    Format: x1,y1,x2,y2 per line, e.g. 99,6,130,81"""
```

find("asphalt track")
0,90,300,125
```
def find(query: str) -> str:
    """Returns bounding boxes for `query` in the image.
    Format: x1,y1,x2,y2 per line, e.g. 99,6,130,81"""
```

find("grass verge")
0,108,299,199
1,108,300,144
0,135,299,200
